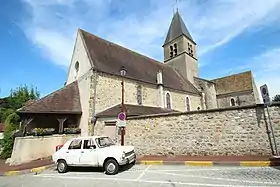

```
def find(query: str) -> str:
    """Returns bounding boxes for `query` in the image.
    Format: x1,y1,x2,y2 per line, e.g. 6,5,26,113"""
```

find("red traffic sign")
118,112,126,121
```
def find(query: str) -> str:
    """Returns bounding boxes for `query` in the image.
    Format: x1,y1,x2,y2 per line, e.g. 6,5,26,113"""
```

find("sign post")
260,84,279,156
118,112,126,145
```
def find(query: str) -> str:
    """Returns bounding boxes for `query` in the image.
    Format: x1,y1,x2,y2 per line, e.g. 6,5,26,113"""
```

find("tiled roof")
17,81,82,114
0,123,5,132
79,29,200,95
211,71,253,95
95,104,178,118
163,11,195,46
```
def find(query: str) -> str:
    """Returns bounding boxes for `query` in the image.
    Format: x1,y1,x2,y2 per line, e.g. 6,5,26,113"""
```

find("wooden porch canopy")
16,81,82,135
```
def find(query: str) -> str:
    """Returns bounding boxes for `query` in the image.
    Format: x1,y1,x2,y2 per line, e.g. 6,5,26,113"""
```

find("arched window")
186,96,190,111
75,61,79,73
137,85,142,105
166,93,171,109
230,98,235,106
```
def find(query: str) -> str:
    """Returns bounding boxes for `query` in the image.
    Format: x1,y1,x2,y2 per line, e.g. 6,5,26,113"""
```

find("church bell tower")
163,10,198,84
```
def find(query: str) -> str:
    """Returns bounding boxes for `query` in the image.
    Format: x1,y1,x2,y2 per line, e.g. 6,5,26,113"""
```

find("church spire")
163,10,195,46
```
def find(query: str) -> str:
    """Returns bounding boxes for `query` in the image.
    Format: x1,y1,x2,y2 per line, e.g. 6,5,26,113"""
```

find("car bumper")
119,153,136,165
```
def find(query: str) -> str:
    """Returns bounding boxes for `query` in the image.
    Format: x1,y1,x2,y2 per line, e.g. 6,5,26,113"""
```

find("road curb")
0,164,55,177
136,160,280,167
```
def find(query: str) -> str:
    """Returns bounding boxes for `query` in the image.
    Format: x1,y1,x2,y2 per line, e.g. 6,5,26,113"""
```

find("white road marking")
136,165,151,181
148,170,280,185
32,174,269,187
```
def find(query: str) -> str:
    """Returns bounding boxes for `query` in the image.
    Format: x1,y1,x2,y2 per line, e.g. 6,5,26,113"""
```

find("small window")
83,139,94,149
170,45,173,57
137,85,142,105
166,93,171,109
186,97,190,111
188,43,194,56
75,61,79,72
68,139,82,150
169,43,178,57
230,98,235,106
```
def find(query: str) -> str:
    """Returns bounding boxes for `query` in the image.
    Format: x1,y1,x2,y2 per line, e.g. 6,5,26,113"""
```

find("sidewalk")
136,155,280,166
0,157,54,176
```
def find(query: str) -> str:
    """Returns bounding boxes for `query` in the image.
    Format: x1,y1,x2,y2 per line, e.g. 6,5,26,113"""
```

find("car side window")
68,139,82,150
83,139,94,149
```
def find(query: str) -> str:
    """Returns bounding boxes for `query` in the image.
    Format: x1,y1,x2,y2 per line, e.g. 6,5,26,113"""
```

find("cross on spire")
173,0,179,14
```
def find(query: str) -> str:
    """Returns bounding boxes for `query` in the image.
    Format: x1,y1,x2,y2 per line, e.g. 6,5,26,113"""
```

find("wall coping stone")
127,102,280,120
15,134,79,140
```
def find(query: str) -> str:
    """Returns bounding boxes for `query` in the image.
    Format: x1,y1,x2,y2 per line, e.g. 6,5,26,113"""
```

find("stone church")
17,11,260,137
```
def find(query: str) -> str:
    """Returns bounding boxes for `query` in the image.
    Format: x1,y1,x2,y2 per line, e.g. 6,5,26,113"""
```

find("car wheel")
104,159,119,175
57,160,68,173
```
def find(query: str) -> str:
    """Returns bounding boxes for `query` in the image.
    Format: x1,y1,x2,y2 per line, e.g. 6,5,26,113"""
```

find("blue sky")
1,0,280,98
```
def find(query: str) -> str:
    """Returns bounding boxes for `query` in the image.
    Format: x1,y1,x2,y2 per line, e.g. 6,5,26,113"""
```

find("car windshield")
95,137,115,148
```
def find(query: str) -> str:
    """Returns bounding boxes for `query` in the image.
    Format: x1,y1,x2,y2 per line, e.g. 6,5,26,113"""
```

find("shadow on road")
53,163,135,174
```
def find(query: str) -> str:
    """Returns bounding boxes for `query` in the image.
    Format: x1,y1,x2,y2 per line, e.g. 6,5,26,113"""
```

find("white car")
52,136,136,175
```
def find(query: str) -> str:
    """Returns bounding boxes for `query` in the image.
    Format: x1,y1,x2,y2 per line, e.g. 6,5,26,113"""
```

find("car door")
79,138,98,166
65,138,83,165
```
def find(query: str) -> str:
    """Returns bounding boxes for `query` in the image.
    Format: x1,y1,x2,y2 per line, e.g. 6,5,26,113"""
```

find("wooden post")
57,118,67,134
23,118,34,136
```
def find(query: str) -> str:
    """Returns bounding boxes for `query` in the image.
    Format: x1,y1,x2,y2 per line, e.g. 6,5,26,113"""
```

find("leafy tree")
272,95,280,102
0,112,20,159
0,108,14,122
7,85,40,110
0,85,40,158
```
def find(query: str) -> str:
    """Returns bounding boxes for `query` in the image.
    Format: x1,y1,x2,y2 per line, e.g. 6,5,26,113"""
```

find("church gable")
66,29,93,85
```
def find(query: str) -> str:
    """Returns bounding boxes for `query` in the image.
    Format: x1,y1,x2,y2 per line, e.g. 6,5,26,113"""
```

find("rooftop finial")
173,0,179,14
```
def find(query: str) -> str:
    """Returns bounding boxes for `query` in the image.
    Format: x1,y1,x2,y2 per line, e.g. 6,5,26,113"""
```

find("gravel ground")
0,164,280,187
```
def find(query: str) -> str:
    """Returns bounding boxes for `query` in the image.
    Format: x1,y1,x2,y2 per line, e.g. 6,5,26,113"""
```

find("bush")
0,112,20,159
26,128,55,136
64,128,81,134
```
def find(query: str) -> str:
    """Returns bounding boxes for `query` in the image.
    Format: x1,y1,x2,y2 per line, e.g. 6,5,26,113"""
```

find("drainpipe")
157,70,164,108
91,69,98,135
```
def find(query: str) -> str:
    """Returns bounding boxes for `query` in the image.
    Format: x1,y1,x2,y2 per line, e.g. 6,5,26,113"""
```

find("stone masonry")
93,72,202,114
95,104,280,156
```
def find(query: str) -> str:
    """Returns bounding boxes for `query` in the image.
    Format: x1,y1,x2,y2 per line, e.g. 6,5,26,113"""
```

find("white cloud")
20,0,280,68
218,47,280,97
253,48,280,97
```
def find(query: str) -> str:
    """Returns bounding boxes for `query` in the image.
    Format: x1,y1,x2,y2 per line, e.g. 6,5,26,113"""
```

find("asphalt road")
1,164,280,187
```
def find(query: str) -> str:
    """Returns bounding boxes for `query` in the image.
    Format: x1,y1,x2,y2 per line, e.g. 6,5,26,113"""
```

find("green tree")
0,108,14,122
0,112,20,159
7,85,40,110
272,95,280,102
0,85,40,158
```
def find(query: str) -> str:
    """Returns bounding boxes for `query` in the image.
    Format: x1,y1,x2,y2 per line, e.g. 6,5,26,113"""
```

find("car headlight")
122,152,125,159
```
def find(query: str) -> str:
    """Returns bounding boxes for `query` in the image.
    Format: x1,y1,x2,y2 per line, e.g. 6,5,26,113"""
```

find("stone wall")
95,104,280,156
217,91,256,108
194,77,217,109
164,88,201,111
93,72,201,114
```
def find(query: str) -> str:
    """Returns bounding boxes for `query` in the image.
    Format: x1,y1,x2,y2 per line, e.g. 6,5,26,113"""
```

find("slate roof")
211,71,253,95
79,29,200,95
163,11,195,46
0,123,5,132
95,104,178,118
17,81,82,114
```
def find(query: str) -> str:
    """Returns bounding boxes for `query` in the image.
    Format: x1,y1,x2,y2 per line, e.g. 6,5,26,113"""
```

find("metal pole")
266,105,279,156
121,79,125,146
